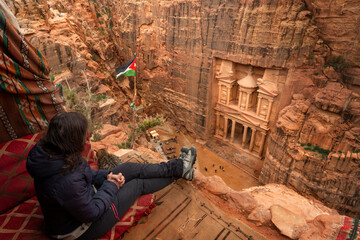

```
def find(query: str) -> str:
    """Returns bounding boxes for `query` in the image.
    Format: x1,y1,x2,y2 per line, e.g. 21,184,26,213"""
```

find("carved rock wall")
259,81,360,217
112,0,319,137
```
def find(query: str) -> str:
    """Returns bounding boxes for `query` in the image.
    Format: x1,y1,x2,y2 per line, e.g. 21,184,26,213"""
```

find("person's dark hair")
39,111,88,171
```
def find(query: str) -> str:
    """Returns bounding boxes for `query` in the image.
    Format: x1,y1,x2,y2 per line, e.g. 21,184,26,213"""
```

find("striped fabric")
336,217,359,240
0,8,63,143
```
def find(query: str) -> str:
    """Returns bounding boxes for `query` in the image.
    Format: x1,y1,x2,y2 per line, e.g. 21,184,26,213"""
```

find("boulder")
248,205,271,225
270,205,309,239
300,214,344,240
323,66,340,81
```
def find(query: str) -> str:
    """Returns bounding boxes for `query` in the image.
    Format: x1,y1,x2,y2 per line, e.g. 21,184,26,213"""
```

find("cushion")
0,133,41,214
0,133,95,214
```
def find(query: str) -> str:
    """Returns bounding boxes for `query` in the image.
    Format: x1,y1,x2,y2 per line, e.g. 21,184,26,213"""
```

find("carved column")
256,96,262,116
249,128,256,151
266,100,273,121
241,92,247,110
223,117,228,139
259,132,266,156
238,91,243,109
242,125,248,147
215,113,220,135
218,84,222,103
245,92,251,111
230,120,236,142
226,86,231,105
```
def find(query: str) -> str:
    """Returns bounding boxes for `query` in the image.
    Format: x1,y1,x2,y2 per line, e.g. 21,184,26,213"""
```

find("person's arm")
57,172,118,223
91,169,110,186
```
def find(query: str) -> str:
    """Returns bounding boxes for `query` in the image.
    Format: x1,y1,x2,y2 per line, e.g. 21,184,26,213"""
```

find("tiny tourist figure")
27,112,197,240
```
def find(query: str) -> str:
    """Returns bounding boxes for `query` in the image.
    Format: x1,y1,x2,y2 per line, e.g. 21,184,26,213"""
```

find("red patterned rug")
0,194,155,240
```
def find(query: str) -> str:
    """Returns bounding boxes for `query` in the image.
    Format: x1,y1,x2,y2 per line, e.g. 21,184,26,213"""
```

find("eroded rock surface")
193,173,344,239
260,81,360,217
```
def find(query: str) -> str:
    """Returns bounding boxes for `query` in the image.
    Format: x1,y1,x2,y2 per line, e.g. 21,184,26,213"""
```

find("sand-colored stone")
248,206,271,225
300,214,344,240
270,205,309,239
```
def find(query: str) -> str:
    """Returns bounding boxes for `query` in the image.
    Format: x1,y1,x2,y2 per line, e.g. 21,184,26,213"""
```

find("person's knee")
126,179,144,196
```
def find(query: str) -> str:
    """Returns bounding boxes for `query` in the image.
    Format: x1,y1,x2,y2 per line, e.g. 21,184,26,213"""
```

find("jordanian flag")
116,57,136,78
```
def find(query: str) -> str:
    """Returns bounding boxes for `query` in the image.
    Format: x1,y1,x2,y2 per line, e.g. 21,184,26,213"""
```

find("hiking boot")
179,146,197,180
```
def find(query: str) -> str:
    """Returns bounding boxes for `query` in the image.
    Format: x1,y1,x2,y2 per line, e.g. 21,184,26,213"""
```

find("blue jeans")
77,159,183,240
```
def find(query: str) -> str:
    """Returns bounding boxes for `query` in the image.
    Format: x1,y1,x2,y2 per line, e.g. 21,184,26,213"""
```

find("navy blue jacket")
26,144,118,235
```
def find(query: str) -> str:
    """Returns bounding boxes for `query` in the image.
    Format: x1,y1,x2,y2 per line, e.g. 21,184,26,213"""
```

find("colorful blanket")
0,7,63,143
336,217,359,240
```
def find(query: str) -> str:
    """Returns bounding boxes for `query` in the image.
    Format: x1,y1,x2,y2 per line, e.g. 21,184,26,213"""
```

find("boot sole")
189,147,197,167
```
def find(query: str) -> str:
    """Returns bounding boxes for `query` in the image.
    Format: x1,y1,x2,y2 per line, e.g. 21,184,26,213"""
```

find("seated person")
27,111,197,240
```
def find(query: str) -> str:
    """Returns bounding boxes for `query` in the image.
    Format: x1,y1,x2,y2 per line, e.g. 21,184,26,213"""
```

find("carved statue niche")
256,70,279,120
216,60,237,105
237,66,257,112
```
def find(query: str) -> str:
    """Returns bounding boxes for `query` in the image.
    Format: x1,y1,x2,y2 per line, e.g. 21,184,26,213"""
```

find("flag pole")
130,53,137,149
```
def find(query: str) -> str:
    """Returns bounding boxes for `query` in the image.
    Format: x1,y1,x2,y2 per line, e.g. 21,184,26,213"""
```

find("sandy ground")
150,125,260,191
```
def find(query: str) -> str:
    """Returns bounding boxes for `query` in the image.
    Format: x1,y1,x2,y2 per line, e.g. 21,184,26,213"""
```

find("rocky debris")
193,173,343,239
248,205,271,226
95,123,124,139
91,129,128,153
270,205,309,239
311,74,328,88
322,66,341,82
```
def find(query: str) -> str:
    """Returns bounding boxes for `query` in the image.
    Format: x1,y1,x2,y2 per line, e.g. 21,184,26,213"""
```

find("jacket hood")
27,144,65,178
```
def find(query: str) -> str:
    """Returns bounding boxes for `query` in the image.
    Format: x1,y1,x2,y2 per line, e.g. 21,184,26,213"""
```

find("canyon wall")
117,0,320,137
110,0,360,216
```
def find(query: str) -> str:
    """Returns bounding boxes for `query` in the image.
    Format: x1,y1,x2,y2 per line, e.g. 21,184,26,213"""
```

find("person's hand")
107,172,125,189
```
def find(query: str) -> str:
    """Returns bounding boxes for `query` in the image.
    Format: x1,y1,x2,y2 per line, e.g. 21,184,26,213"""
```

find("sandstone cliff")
259,80,360,218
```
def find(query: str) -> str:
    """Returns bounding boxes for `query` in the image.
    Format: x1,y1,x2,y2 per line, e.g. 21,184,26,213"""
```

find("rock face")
259,82,360,217
117,0,320,138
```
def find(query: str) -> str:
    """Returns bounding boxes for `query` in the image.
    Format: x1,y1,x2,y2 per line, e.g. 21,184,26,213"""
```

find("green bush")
50,75,55,81
92,94,107,103
301,142,331,157
92,132,102,142
115,141,131,149
325,55,349,73
91,54,100,61
63,86,103,138
137,115,164,133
